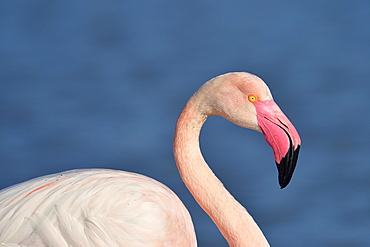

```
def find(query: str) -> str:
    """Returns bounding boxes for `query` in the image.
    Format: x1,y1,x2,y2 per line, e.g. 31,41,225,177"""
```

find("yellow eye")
248,95,258,102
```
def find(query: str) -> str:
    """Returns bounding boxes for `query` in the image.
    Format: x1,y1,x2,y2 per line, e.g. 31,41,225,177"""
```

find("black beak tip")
276,145,300,189
278,172,290,189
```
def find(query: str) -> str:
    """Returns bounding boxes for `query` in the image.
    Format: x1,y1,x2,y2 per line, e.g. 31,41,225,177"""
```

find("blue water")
1,1,369,246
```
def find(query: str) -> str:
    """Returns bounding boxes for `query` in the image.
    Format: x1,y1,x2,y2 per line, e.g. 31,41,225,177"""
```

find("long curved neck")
174,97,269,247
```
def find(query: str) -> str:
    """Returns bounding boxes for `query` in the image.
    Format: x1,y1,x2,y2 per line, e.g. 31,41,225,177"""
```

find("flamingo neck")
173,97,269,247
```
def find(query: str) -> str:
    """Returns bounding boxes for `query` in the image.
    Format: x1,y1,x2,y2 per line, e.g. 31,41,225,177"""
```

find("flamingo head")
197,72,301,188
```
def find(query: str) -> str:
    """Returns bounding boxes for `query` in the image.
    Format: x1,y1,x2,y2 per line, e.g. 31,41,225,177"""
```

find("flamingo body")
0,169,196,246
0,72,301,246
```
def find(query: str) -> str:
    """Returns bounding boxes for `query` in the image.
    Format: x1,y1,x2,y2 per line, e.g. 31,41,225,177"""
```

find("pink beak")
253,100,301,188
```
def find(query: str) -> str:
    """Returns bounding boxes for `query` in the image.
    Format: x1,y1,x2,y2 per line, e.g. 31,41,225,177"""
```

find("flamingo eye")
248,95,258,103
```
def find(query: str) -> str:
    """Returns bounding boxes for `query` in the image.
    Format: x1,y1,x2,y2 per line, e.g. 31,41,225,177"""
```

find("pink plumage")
0,72,300,246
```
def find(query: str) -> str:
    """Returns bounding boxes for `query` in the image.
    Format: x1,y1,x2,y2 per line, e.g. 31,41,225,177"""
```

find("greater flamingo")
0,72,300,246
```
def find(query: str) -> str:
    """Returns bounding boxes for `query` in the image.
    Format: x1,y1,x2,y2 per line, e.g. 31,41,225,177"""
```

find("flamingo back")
0,169,196,247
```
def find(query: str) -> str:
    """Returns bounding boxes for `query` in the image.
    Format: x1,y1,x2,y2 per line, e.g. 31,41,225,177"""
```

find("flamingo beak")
253,100,301,189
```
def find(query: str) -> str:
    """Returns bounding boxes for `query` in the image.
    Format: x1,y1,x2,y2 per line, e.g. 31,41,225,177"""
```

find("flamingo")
0,72,300,247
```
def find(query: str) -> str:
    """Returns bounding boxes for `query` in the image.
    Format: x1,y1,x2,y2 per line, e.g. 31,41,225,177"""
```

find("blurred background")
0,1,369,246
